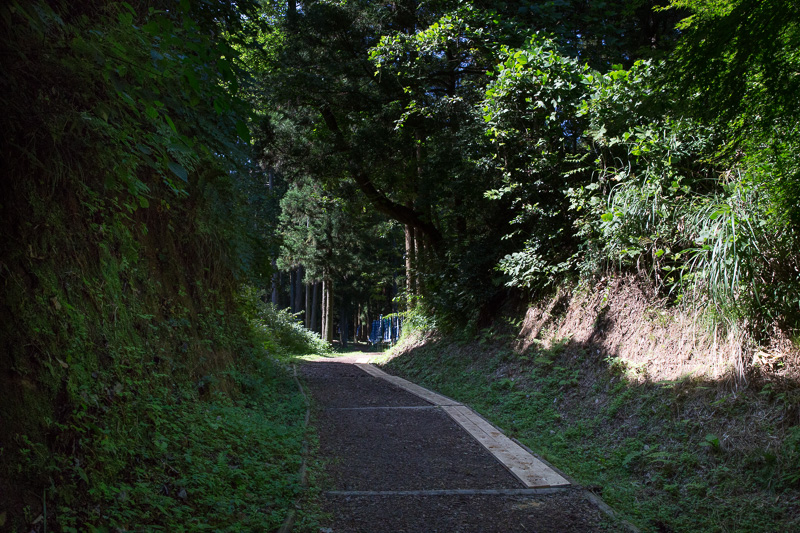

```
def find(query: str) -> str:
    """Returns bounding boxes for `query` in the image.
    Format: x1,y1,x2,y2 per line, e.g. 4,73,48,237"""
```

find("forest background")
1,0,798,531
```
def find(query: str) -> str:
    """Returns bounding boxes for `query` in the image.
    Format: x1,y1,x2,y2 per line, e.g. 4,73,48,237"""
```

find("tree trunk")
311,281,320,333
339,305,349,349
414,226,424,297
270,260,279,306
324,278,335,343
305,279,311,329
289,270,296,313
354,306,359,342
276,271,283,308
321,278,328,339
322,275,334,343
405,224,416,308
294,265,304,319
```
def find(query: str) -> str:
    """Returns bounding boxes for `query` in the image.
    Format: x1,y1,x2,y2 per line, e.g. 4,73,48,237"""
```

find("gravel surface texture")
303,362,429,408
324,491,612,532
315,406,519,490
300,356,623,533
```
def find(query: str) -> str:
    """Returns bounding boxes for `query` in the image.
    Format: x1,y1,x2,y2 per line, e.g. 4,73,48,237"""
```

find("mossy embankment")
0,3,324,529
0,177,320,530
382,281,800,533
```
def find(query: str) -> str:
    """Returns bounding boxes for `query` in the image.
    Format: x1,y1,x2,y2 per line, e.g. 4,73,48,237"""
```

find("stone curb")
355,363,570,489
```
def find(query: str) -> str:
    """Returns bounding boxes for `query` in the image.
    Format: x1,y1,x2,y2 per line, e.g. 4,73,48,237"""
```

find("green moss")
1,180,319,531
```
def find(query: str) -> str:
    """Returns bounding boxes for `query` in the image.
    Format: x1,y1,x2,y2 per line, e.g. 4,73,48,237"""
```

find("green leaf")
168,161,188,182
213,98,226,115
141,20,160,35
235,120,251,143
184,69,200,93
218,58,234,82
709,208,727,220
76,467,89,484
120,2,136,15
601,213,614,222
164,114,178,134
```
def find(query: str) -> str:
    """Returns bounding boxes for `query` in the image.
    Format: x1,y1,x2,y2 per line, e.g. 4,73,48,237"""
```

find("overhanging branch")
319,105,444,251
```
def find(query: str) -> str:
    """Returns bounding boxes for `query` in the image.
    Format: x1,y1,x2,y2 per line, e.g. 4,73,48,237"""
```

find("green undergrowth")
45,352,311,531
383,332,800,533
4,267,323,530
0,190,323,530
241,286,333,359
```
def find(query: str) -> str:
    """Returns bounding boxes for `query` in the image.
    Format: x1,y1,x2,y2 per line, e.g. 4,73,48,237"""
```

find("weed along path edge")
300,354,630,532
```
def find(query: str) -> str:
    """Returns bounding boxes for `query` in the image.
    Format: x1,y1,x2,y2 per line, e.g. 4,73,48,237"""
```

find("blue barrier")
369,315,402,345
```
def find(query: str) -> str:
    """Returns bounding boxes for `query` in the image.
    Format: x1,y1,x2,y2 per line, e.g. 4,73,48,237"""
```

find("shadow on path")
300,359,624,532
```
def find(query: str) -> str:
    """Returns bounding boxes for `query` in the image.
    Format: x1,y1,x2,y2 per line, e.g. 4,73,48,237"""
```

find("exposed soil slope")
516,275,798,383
380,280,800,532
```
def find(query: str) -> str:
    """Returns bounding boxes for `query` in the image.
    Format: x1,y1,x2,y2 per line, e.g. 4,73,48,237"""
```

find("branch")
318,105,443,251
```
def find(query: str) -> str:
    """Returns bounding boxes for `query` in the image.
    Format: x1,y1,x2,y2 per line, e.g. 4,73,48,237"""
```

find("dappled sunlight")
512,275,800,385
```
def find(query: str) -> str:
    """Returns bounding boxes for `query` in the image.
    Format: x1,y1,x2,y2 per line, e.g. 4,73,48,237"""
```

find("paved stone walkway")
300,355,627,533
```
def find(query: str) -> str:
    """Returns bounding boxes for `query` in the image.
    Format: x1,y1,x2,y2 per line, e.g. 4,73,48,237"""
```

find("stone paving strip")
355,363,570,489
355,363,462,406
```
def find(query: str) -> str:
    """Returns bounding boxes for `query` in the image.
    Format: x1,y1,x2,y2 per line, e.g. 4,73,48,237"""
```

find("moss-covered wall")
0,165,253,522
0,5,278,525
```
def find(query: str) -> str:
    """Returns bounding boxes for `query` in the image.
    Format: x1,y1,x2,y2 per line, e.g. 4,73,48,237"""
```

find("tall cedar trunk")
305,279,310,328
271,261,279,306
414,226,424,297
321,278,328,340
289,270,296,313
294,265,304,320
367,306,371,342
325,277,334,343
269,169,278,306
339,305,348,349
354,306,359,342
311,281,320,333
405,224,415,308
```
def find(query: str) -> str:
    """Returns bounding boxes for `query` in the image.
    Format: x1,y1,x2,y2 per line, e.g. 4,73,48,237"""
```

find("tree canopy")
245,0,798,336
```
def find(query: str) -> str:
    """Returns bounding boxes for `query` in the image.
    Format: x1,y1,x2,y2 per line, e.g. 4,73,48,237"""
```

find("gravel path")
300,355,625,532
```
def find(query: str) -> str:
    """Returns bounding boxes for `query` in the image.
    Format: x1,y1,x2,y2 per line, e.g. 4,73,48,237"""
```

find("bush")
239,286,332,357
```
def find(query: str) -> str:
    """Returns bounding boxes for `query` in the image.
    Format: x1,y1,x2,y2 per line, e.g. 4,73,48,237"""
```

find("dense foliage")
2,0,798,530
0,1,315,530
255,0,798,340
